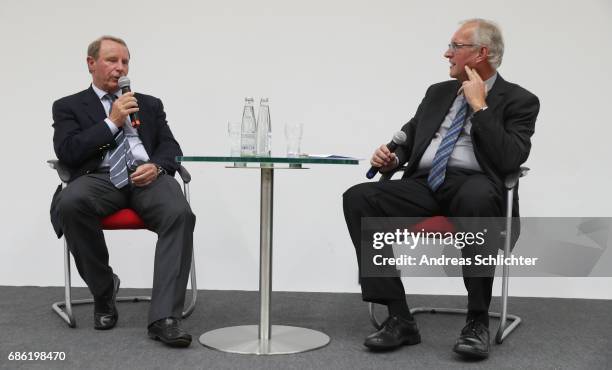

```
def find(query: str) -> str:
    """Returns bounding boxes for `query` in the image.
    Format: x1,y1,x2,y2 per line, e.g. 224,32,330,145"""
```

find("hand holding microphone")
366,131,407,179
109,92,139,128
117,76,141,127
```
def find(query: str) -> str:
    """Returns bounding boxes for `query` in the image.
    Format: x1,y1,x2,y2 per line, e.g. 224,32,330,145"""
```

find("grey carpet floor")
0,286,610,370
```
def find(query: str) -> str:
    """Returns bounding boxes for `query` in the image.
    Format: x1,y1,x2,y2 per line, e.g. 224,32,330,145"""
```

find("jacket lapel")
471,73,509,185
484,73,508,112
133,93,152,155
414,80,460,156
81,86,107,125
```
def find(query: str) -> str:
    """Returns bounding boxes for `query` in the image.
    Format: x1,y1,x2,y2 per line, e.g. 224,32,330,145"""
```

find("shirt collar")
484,72,498,93
457,72,498,96
91,83,121,101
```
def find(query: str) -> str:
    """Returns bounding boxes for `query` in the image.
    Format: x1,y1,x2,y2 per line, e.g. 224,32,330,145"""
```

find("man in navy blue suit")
51,36,195,347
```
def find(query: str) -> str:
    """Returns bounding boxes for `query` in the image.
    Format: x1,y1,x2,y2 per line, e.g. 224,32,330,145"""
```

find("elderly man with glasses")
343,19,539,359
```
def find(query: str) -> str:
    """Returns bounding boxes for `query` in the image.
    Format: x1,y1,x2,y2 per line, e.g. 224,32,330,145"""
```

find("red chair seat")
409,216,456,233
101,208,146,230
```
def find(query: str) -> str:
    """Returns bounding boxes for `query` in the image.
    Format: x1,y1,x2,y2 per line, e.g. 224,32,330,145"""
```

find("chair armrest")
47,159,71,183
504,166,529,190
176,165,191,184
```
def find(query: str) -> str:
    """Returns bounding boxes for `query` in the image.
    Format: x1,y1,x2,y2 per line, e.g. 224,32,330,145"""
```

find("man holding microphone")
50,36,195,347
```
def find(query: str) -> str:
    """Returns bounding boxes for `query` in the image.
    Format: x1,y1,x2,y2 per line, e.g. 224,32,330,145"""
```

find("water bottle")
241,97,256,156
256,98,271,156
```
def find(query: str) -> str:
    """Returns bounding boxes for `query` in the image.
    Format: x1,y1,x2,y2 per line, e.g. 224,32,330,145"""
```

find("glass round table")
177,155,359,355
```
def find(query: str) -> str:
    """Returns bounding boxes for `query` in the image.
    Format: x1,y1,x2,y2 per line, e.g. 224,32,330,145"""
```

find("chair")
367,166,528,344
48,159,198,328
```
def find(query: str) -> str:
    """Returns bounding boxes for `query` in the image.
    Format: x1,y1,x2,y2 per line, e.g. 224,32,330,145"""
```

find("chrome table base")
200,325,330,355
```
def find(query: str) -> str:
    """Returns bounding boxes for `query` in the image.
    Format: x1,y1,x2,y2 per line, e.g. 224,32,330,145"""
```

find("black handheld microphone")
118,76,141,127
366,131,407,179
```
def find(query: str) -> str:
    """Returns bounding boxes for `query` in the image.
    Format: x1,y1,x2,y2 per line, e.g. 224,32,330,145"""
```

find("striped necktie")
427,98,469,191
104,94,135,188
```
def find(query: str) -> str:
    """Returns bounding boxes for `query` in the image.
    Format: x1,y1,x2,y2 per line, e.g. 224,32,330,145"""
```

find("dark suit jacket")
394,74,540,245
50,86,183,237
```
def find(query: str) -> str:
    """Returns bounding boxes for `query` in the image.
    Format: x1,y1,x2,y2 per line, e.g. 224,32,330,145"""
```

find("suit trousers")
343,168,503,325
54,171,196,325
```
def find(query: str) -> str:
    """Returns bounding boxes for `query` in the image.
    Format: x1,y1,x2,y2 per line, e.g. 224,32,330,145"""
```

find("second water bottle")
256,98,271,156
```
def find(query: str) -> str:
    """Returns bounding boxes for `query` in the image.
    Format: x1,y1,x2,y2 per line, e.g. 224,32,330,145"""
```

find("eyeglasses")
447,42,480,52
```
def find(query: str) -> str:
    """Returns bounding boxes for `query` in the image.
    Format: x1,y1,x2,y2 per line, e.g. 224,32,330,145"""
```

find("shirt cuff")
105,118,120,135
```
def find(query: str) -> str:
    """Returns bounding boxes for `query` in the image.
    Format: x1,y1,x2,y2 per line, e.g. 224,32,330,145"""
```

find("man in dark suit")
343,19,539,359
50,36,195,347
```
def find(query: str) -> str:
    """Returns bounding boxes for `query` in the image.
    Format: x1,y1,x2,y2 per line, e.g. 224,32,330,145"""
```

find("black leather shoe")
364,315,421,351
94,274,120,330
148,317,192,348
453,320,490,359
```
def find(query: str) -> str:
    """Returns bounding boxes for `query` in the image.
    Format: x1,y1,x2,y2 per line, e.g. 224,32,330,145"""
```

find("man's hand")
130,163,158,187
371,144,398,173
462,66,487,111
109,92,139,128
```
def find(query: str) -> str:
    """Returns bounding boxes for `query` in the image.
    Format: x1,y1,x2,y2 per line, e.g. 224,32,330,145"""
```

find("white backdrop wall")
1,0,610,299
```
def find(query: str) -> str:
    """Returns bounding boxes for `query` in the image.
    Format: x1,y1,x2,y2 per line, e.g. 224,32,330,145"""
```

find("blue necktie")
427,98,469,191
104,94,135,188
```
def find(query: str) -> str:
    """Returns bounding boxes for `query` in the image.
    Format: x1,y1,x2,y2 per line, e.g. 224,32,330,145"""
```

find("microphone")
366,131,407,179
118,76,141,127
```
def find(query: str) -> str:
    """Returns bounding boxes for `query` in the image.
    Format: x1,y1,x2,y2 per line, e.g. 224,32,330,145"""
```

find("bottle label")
241,132,256,156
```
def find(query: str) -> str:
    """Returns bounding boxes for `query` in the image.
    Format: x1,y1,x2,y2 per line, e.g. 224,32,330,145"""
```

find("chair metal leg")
495,186,521,344
51,240,76,328
182,248,197,318
52,239,153,328
181,181,197,318
183,182,190,206
368,302,383,330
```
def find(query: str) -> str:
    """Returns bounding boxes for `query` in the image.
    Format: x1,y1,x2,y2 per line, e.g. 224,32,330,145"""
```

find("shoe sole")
453,344,489,359
148,332,192,348
364,333,421,351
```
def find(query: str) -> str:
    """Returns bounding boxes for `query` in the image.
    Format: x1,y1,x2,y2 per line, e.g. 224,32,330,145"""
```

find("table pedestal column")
199,167,330,354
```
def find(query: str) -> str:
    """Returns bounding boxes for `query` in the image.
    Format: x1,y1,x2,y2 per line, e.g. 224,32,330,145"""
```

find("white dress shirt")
417,73,497,171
